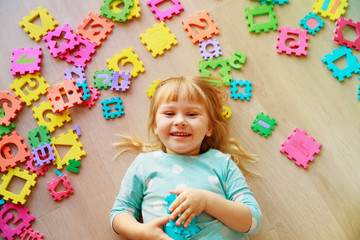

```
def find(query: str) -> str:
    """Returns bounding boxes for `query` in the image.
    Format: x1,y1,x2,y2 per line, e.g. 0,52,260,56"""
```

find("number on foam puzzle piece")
77,12,114,46
199,38,222,60
107,47,145,78
51,129,86,169
32,101,71,133
0,202,35,239
276,27,309,56
313,0,348,21
19,6,58,42
182,10,219,44
147,0,184,22
10,47,43,76
0,167,37,205
0,90,24,127
66,159,82,173
10,72,50,107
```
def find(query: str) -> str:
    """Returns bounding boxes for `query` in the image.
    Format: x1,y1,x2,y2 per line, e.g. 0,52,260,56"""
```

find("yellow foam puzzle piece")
146,79,161,98
51,129,86,169
10,72,50,107
19,6,58,41
32,101,71,132
139,22,178,57
0,167,37,205
127,0,141,20
106,47,145,78
313,0,348,21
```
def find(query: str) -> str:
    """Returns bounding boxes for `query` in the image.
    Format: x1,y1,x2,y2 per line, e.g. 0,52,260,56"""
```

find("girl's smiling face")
154,96,213,156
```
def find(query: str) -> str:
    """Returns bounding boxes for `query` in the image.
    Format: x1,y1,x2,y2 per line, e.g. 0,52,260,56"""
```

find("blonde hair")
114,76,258,175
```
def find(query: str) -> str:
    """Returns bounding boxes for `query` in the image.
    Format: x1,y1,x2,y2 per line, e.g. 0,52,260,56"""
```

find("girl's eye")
165,112,174,116
188,113,198,117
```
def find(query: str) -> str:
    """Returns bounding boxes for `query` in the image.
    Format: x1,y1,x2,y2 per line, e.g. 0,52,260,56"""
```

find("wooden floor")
1,0,360,239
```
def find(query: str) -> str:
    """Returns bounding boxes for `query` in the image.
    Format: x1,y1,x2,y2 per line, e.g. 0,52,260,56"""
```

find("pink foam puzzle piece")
147,0,184,22
276,27,309,56
10,47,42,76
333,16,360,51
280,128,322,169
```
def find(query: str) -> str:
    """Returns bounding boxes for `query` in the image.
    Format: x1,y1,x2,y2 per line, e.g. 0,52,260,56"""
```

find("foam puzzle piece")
358,82,360,101
51,129,86,169
28,125,51,148
10,72,50,107
25,154,49,176
66,159,82,173
198,57,232,86
47,174,74,201
182,10,219,44
322,45,360,82
260,0,289,4
313,0,348,21
0,90,24,127
245,4,278,33
251,112,277,137
140,22,178,57
101,96,125,119
81,85,101,108
77,11,114,46
0,202,35,239
0,131,31,172
110,71,132,91
229,50,247,70
107,47,145,78
32,101,71,133
280,128,322,169
146,79,161,98
164,194,200,239
199,38,222,60
93,69,113,89
59,35,97,68
10,46,42,76
64,66,86,84
222,106,232,118
20,228,44,240
43,24,79,58
230,79,253,101
0,167,37,204
333,16,360,51
127,0,141,21
32,142,56,167
100,0,134,22
47,79,83,113
76,80,91,101
300,12,325,35
19,6,58,42
147,0,184,22
0,108,15,139
276,27,309,56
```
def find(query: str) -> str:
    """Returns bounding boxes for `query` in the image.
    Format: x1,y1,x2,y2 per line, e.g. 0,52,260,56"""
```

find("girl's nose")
174,115,187,127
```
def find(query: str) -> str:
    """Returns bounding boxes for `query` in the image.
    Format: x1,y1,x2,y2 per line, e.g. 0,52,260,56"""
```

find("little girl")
110,76,262,239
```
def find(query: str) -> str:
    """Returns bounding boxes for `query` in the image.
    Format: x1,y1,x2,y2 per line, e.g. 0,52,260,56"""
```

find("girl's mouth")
171,132,191,136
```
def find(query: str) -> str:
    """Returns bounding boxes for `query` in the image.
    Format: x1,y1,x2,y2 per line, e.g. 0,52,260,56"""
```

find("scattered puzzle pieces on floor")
313,0,348,21
230,79,253,101
10,72,50,107
322,45,360,82
81,85,101,108
229,50,247,70
64,66,86,84
127,0,142,21
19,6,58,42
280,128,322,169
276,27,309,56
199,38,222,60
25,154,49,176
28,125,51,148
251,112,277,137
0,90,24,127
182,10,219,44
32,142,56,167
147,0,184,22
77,11,114,46
107,47,145,78
222,106,232,118
93,69,112,90
199,57,232,86
10,46,42,76
245,4,278,33
110,71,132,91
260,0,289,4
100,0,134,22
0,167,37,204
101,96,125,119
77,80,91,101
333,16,360,51
0,202,35,240
300,12,325,35
66,159,82,174
47,173,74,201
140,22,178,57
20,227,44,240
0,108,15,139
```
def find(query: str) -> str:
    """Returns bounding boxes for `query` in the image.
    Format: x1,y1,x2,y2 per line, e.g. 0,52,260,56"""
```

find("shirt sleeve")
223,157,262,235
110,155,145,230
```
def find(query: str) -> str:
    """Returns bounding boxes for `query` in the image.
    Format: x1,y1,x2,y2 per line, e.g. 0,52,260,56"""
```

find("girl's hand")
141,215,173,240
168,188,208,228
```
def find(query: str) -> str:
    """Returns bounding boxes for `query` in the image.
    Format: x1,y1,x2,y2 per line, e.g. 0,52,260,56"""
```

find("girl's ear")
206,124,213,137
153,125,158,135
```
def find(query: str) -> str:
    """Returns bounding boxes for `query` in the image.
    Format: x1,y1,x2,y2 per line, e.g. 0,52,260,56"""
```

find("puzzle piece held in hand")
280,128,322,169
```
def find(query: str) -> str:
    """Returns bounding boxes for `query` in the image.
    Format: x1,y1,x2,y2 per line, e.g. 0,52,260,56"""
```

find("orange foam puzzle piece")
47,79,82,113
0,90,24,127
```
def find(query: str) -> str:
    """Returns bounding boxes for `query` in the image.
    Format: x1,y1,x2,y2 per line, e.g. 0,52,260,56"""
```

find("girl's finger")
176,207,193,226
183,212,196,228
